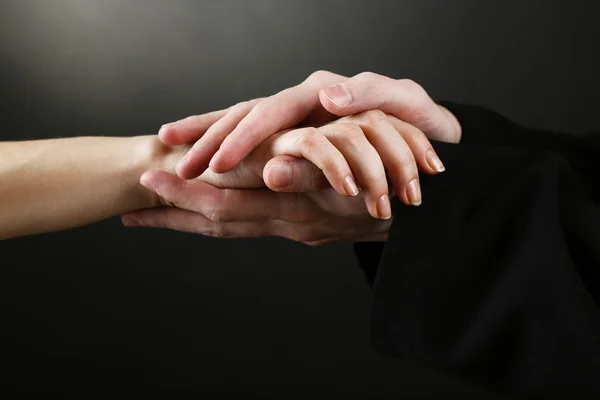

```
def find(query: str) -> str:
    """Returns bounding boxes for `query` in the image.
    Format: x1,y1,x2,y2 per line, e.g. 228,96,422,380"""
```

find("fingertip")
318,89,350,116
158,124,180,145
175,153,207,180
208,151,235,174
406,179,422,207
425,149,446,174
263,159,292,191
365,198,380,220
121,214,139,227
377,193,392,220
140,170,158,190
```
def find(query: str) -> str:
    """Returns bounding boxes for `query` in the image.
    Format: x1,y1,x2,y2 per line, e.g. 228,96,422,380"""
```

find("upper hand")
161,70,462,179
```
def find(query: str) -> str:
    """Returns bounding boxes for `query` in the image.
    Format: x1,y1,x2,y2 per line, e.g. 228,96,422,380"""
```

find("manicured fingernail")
407,179,422,206
426,149,445,172
343,175,359,196
267,161,292,189
322,84,352,107
377,194,392,220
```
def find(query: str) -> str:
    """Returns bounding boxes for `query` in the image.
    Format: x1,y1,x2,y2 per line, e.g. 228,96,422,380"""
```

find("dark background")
1,0,598,398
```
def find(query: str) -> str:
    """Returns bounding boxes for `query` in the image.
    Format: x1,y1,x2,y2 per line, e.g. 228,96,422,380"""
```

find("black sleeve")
355,105,600,398
355,104,599,282
439,102,600,202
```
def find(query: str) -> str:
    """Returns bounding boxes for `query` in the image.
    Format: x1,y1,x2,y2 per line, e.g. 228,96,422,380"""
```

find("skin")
131,71,463,243
0,114,406,242
165,71,461,209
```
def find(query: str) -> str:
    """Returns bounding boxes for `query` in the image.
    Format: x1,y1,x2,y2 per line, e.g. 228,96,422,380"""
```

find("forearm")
0,135,180,240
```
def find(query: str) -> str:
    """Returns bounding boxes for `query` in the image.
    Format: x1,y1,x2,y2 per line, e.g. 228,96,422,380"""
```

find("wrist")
133,135,189,207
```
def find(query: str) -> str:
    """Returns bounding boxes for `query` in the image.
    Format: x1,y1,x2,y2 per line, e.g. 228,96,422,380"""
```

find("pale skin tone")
131,71,463,240
0,135,178,240
1,71,463,244
0,112,411,242
165,71,462,214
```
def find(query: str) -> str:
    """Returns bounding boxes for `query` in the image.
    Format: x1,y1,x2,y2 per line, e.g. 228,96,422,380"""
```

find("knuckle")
398,78,425,95
361,109,387,125
296,128,323,152
229,101,248,113
306,69,332,83
229,100,258,117
355,71,380,83
338,125,364,148
206,207,225,223
205,190,228,222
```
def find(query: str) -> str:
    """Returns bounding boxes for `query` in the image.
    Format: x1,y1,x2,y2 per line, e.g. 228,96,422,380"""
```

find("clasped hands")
122,71,462,245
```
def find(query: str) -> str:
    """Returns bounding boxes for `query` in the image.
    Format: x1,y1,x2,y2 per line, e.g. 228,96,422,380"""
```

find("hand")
161,70,461,180
155,109,438,218
122,114,432,240
121,170,391,246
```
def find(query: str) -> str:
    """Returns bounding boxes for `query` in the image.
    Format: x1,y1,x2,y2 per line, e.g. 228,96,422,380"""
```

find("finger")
208,70,347,174
340,111,422,207
175,99,263,179
139,170,321,223
386,114,446,174
317,123,390,219
158,109,228,146
263,155,329,192
122,209,324,243
122,208,273,238
265,127,359,199
319,72,458,143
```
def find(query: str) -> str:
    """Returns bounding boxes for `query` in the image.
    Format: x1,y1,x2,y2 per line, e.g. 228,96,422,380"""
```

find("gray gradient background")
0,0,598,397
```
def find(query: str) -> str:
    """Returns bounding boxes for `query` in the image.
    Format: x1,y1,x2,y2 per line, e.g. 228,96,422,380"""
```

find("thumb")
140,170,219,212
263,155,329,192
318,72,459,143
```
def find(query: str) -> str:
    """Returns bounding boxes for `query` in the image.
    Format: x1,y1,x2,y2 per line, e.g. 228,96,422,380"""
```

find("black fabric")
355,104,600,398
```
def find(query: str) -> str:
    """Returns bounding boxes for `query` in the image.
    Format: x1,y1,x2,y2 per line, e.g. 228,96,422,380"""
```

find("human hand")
154,109,439,219
124,113,442,240
162,70,461,181
122,168,391,246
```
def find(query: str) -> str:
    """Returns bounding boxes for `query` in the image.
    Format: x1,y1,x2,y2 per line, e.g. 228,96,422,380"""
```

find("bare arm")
0,135,182,240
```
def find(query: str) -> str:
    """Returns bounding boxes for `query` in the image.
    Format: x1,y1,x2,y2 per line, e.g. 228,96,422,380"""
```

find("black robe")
355,103,600,399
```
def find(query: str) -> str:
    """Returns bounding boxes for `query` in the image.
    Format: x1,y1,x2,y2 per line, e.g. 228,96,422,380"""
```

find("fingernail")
343,175,359,196
377,194,392,220
322,84,352,107
407,179,422,206
267,161,292,189
426,149,445,172
121,216,139,227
